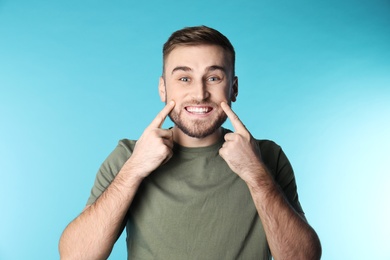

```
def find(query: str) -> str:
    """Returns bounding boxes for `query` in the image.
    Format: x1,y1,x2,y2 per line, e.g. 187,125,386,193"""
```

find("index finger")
220,102,247,133
149,100,175,128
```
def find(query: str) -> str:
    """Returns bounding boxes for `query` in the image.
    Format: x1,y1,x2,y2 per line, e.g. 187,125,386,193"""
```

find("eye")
208,76,220,82
179,77,190,82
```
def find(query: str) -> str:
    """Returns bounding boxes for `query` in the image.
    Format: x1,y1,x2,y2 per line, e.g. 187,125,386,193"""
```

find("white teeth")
186,107,210,114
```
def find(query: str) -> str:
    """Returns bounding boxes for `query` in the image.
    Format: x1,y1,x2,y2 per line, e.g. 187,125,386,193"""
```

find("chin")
170,114,227,139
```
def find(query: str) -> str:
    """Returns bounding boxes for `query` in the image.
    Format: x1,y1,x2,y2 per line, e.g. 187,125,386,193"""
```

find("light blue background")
1,0,389,259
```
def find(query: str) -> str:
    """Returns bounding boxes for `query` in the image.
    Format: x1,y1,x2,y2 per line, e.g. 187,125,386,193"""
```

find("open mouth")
185,106,213,114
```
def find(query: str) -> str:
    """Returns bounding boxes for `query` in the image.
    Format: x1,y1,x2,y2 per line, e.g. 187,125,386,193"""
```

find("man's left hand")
219,102,264,184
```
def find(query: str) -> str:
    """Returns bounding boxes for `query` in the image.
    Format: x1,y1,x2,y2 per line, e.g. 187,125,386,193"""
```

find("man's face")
159,45,238,139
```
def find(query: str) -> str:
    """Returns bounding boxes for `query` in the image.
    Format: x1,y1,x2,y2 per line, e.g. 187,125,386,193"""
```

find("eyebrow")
171,65,227,75
207,65,227,74
171,66,192,75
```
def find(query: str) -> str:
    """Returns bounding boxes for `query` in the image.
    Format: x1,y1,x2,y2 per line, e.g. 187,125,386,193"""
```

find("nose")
191,80,210,101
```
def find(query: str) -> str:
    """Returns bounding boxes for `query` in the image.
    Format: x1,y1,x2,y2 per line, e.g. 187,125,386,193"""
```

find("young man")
59,26,321,259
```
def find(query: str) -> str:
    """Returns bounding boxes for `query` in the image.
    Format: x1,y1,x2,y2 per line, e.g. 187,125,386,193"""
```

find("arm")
244,163,321,260
219,102,321,260
58,101,176,260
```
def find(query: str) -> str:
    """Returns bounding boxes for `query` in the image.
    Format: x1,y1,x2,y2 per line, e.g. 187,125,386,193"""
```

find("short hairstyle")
162,25,235,77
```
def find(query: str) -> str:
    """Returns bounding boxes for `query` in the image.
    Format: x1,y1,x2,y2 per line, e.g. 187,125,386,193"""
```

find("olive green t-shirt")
87,129,303,259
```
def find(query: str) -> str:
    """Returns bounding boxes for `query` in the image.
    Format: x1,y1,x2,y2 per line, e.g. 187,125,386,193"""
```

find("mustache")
182,100,218,107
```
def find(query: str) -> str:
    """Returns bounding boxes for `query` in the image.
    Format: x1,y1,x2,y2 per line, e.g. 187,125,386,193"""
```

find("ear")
159,76,166,102
231,76,238,102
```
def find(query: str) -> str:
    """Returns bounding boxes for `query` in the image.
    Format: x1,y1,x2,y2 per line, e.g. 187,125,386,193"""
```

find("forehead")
164,45,232,72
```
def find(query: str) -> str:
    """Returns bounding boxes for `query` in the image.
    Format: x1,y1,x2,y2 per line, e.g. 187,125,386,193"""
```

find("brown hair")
162,25,235,77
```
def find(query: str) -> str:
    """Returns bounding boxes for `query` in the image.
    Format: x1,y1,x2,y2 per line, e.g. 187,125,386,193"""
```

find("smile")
185,106,213,114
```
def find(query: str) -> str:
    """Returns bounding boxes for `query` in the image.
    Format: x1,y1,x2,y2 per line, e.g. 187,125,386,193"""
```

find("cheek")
165,86,184,100
212,89,231,102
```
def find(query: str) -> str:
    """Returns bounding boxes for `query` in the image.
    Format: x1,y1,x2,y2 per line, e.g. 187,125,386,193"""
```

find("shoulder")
254,139,292,178
256,139,281,151
256,139,283,161
117,139,137,153
256,139,282,161
99,139,137,170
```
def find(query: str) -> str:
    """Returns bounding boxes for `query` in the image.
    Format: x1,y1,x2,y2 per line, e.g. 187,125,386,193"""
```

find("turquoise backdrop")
1,0,389,259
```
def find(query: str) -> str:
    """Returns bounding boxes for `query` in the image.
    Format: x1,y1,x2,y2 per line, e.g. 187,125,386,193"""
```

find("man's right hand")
59,102,176,260
124,100,175,178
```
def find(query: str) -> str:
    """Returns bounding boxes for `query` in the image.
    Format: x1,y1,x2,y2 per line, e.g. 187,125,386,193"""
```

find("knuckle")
243,132,251,140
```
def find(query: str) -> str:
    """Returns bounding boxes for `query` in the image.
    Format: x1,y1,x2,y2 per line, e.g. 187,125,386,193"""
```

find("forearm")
59,103,175,259
246,165,321,260
59,169,143,260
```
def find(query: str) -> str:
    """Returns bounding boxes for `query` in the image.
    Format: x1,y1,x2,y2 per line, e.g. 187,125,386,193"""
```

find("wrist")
117,162,147,186
243,163,275,194
124,157,154,177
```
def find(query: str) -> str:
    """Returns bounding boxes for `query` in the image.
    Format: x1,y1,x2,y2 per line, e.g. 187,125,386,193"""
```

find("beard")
168,102,228,139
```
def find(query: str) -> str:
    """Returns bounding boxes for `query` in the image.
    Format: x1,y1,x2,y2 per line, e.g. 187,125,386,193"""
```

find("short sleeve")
86,139,136,205
258,140,304,214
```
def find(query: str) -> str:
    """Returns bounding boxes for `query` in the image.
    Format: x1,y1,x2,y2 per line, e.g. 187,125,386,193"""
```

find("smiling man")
161,43,237,144
59,26,321,260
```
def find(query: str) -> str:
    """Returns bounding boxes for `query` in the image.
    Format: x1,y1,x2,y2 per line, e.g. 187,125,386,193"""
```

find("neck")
172,127,223,148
